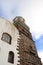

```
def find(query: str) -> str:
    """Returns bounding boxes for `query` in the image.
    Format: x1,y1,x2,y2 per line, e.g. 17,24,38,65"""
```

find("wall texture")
0,18,20,65
13,16,42,65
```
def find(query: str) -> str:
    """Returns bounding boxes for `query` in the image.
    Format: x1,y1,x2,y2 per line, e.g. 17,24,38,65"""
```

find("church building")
0,16,42,65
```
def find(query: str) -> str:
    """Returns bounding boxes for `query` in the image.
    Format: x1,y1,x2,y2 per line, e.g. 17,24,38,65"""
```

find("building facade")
0,17,42,65
0,18,20,65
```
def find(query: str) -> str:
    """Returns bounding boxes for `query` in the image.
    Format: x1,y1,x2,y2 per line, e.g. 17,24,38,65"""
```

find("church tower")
13,16,42,65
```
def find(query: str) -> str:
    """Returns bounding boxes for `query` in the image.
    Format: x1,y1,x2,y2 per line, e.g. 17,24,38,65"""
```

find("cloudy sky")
0,0,43,63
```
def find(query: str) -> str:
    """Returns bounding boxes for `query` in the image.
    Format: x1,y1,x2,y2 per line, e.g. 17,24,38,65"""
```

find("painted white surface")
0,18,20,65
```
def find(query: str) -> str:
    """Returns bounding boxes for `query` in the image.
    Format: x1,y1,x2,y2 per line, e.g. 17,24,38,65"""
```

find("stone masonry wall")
17,33,42,65
13,16,42,65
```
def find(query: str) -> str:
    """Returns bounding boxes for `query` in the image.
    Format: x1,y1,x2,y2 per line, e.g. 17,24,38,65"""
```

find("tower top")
13,16,25,24
13,16,29,31
13,16,33,41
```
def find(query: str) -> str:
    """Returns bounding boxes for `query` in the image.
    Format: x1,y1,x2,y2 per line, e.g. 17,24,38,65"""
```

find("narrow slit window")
8,51,14,64
1,33,12,44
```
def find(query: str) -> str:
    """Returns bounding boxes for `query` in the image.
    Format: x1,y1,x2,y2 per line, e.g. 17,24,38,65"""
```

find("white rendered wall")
0,18,20,65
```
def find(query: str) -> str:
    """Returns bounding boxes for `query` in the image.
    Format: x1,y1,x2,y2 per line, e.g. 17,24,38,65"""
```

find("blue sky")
0,0,43,62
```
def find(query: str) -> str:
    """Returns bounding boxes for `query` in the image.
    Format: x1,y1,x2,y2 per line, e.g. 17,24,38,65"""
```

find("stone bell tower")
13,16,42,65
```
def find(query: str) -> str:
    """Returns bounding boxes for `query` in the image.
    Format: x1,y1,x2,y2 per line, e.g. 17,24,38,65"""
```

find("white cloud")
17,0,43,39
1,0,19,20
1,0,43,39
38,50,43,63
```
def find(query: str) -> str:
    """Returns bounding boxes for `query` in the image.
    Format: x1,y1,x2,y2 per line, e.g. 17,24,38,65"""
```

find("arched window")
1,33,12,44
8,51,14,64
